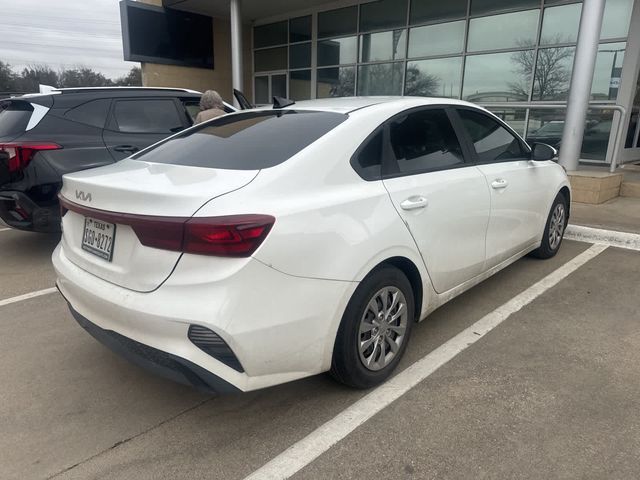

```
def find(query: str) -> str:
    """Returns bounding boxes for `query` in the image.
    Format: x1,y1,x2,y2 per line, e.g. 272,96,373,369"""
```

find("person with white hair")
194,89,226,124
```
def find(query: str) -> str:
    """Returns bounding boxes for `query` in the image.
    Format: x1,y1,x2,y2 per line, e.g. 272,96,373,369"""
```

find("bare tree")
509,36,574,100
404,64,441,97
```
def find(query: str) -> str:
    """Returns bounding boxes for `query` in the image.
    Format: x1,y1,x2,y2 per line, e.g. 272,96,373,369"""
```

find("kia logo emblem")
75,190,92,202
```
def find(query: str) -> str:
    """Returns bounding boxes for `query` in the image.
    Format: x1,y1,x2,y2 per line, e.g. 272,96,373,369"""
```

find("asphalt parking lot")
1,224,640,480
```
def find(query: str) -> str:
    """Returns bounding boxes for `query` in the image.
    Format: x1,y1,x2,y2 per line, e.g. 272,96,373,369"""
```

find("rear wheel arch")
368,256,423,322
559,186,571,218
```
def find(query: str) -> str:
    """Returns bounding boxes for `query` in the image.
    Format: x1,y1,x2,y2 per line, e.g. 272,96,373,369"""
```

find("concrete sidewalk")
570,196,640,235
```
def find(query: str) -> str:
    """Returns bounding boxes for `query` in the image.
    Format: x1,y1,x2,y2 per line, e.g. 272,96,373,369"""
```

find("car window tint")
388,108,464,174
64,99,110,128
0,100,33,137
182,101,200,123
353,130,383,180
134,110,347,170
457,109,528,162
113,99,183,133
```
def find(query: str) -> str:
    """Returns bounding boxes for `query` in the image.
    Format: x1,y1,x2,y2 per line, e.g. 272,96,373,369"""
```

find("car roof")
11,87,202,103
257,96,485,114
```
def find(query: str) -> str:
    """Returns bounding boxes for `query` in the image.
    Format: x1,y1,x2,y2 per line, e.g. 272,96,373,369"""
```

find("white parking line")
0,287,58,308
565,224,640,251
244,243,608,480
0,227,11,233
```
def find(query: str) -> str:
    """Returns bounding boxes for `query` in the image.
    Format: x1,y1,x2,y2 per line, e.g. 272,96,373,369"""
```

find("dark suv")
0,87,234,233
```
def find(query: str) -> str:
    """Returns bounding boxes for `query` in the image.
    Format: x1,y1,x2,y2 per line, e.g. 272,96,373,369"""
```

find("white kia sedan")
53,97,570,394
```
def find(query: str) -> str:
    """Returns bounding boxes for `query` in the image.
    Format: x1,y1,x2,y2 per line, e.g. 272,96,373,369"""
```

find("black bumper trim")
0,191,61,233
68,306,241,395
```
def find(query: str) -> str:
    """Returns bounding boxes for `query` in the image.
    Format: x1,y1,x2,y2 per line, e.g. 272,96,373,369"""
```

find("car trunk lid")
59,159,259,292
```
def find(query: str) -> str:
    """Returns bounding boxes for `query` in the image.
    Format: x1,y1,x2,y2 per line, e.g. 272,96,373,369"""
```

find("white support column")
230,0,243,107
558,0,605,171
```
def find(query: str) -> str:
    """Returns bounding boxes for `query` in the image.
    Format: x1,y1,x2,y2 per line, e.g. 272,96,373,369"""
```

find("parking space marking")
566,225,640,252
0,228,11,233
0,287,58,308
244,243,608,480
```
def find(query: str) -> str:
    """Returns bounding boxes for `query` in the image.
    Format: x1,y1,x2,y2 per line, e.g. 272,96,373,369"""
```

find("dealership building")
121,0,640,172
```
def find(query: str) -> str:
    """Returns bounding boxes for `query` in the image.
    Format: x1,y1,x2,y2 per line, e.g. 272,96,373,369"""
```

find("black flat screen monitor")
120,0,214,69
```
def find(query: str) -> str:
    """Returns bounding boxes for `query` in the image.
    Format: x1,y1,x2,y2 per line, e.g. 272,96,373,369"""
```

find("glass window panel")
457,108,528,163
272,74,287,99
582,111,614,160
410,0,467,24
318,37,358,66
113,100,182,134
254,47,287,72
254,21,287,48
389,109,465,174
289,70,311,100
357,63,405,95
540,3,582,45
591,42,626,101
290,43,311,69
526,109,613,161
485,108,527,136
463,51,532,102
408,21,465,58
405,57,462,98
317,66,356,98
601,0,633,39
467,9,539,52
255,76,269,104
359,0,408,32
360,30,407,63
531,46,575,101
354,130,383,180
471,0,539,16
289,16,311,43
318,6,357,38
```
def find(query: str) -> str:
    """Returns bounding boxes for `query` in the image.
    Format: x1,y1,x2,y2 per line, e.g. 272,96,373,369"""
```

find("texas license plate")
82,217,116,261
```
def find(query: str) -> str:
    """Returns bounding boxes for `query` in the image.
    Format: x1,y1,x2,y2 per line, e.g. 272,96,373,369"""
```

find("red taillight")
58,196,274,257
184,216,275,256
0,142,62,172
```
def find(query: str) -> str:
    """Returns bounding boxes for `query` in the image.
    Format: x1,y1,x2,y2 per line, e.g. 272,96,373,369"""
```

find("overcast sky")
0,0,138,79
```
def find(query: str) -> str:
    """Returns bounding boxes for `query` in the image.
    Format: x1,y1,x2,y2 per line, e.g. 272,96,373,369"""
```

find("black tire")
531,192,568,259
330,265,415,389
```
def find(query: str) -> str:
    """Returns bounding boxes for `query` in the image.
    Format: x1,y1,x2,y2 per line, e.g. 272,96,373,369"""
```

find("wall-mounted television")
120,0,214,69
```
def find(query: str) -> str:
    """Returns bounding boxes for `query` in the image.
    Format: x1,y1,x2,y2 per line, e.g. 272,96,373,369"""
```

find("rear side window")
135,110,347,170
388,109,465,175
64,99,111,128
457,108,528,163
112,99,183,134
0,101,33,138
353,130,383,180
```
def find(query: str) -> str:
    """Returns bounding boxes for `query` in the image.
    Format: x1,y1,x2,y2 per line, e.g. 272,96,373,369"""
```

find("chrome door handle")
400,196,428,211
491,179,508,189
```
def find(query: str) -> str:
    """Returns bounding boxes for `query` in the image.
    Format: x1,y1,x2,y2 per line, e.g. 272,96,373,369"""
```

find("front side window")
112,99,183,134
457,109,528,163
388,108,465,174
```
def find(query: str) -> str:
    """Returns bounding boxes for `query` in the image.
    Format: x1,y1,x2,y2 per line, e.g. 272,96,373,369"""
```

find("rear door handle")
491,179,508,189
113,145,140,153
400,195,428,211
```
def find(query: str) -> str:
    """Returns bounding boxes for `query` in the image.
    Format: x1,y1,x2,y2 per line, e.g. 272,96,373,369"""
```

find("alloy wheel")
548,203,566,250
358,286,408,371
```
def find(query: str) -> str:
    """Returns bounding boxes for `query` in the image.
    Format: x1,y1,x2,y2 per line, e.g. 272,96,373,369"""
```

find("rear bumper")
67,304,240,394
0,190,60,232
53,243,356,392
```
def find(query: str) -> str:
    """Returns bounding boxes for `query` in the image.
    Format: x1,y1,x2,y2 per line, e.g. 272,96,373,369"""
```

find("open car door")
233,89,254,110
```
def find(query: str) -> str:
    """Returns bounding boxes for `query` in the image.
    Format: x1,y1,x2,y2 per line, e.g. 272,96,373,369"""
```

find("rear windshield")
134,110,347,170
0,101,33,138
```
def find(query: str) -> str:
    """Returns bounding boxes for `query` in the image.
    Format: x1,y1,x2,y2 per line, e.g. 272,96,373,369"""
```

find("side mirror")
531,142,557,161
